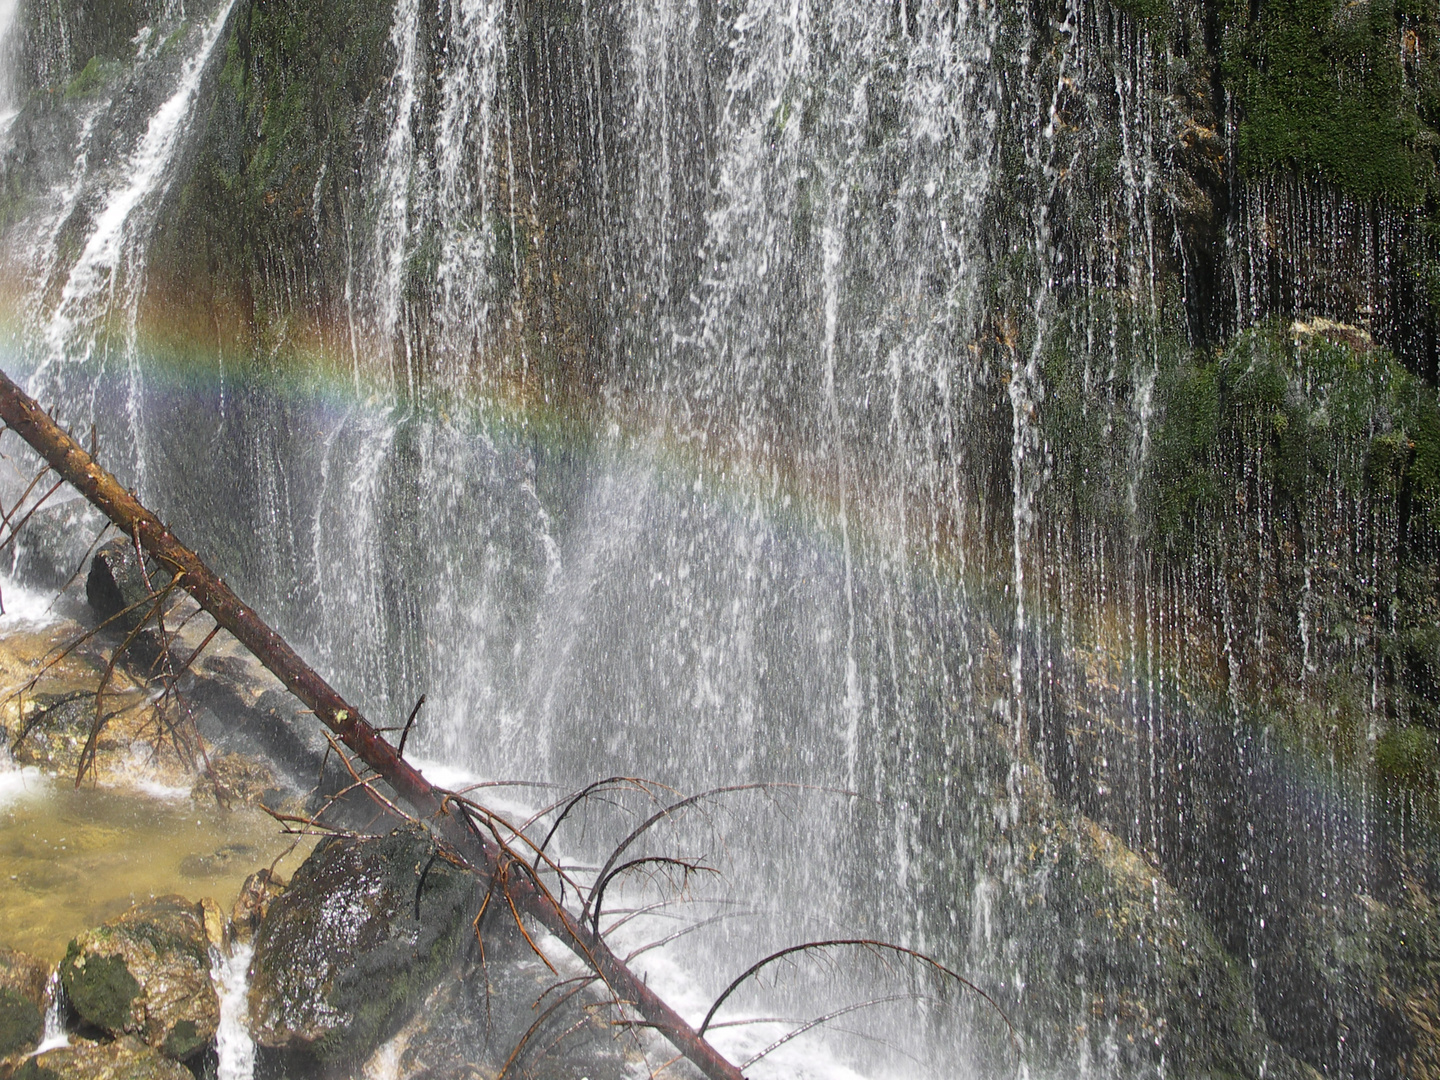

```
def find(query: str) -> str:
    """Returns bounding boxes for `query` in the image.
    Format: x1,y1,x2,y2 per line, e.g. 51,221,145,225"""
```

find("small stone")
229,870,285,947
198,899,225,950
59,897,218,1062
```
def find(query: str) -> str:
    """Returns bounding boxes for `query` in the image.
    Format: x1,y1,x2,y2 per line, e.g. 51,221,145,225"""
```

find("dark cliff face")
8,0,167,98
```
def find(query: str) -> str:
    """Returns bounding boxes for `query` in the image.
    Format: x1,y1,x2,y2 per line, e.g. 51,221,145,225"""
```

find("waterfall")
0,0,17,124
1,0,1437,1075
26,0,237,488
212,942,256,1080
33,970,68,1054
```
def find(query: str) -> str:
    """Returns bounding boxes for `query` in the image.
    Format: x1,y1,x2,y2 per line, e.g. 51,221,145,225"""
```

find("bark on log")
0,370,746,1080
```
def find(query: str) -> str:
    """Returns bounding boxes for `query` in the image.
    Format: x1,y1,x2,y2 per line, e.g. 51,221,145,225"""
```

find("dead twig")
699,939,1019,1048
397,693,425,756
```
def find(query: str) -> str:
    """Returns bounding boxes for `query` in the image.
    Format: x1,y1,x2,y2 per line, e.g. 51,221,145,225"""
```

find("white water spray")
212,942,256,1080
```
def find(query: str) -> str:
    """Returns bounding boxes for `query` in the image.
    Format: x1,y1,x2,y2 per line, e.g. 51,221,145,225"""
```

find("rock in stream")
0,950,49,1059
248,824,476,1073
58,896,218,1062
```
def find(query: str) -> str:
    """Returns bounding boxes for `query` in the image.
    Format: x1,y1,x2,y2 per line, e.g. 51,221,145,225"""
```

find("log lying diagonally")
0,370,747,1080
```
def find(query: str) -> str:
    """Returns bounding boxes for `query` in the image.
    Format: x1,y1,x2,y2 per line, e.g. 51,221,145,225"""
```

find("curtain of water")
1,0,1434,1076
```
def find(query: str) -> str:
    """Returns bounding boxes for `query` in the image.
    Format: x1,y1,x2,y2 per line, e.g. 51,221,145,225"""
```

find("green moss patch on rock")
1222,0,1432,201
58,897,218,1061
60,949,139,1035
1144,322,1440,756
0,949,48,1058
248,824,475,1071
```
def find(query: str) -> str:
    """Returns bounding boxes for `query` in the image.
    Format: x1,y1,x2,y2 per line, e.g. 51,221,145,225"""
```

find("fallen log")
0,370,747,1080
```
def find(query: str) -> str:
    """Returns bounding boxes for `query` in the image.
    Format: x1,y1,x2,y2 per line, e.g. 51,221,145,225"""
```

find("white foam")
0,575,60,627
0,762,46,809
212,942,256,1080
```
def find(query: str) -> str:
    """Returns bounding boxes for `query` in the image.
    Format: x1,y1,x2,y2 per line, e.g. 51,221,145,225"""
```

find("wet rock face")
11,498,108,591
58,897,218,1062
958,775,1320,1080
387,957,632,1080
248,824,476,1072
10,1035,193,1080
84,539,171,635
0,950,49,1058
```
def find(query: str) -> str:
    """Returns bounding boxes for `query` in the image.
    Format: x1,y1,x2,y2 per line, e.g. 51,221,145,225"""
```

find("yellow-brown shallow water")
0,769,312,962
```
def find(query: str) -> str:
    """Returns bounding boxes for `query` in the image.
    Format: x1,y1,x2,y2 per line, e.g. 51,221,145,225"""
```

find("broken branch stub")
0,370,747,1080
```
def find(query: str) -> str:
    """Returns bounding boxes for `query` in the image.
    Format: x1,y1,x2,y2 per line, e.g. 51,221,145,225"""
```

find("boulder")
0,950,49,1058
84,540,170,635
9,1036,192,1080
381,957,630,1080
58,897,218,1062
248,824,475,1072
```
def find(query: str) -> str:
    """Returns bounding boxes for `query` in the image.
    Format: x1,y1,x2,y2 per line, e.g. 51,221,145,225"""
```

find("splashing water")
213,942,256,1080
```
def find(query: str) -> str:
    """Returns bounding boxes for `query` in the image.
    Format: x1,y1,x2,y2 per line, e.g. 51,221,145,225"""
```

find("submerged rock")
58,897,218,1061
9,693,108,775
188,752,278,809
10,1036,193,1080
248,824,476,1072
0,950,49,1058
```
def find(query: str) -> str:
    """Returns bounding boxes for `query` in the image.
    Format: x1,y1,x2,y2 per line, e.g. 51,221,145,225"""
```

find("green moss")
63,56,121,100
161,1018,202,1060
1147,323,1440,545
1225,0,1430,200
0,985,43,1057
1111,0,1169,24
60,941,139,1034
1377,724,1440,783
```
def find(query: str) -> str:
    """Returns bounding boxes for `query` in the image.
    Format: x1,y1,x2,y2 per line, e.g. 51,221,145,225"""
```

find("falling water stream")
0,0,1437,1077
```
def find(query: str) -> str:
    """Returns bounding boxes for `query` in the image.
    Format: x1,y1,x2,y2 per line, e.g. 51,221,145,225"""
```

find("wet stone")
84,540,170,635
59,897,218,1062
248,824,476,1073
0,949,49,1058
10,498,107,591
189,752,277,809
386,957,632,1080
10,1036,193,1080
10,693,107,775
229,869,286,948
